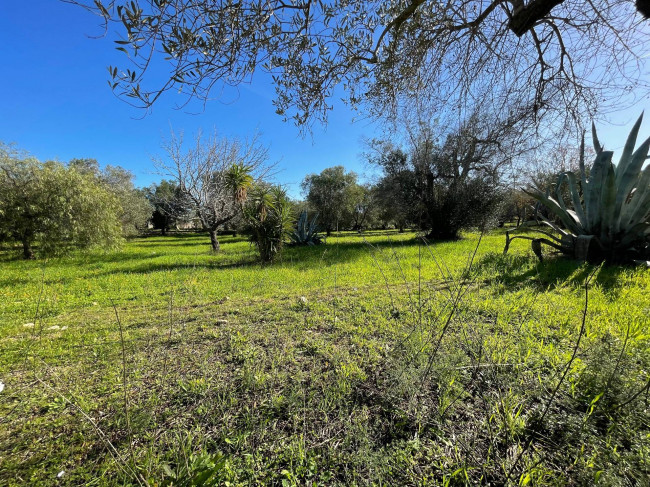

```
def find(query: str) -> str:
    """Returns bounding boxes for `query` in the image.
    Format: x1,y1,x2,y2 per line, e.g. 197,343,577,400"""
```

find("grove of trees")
0,145,124,258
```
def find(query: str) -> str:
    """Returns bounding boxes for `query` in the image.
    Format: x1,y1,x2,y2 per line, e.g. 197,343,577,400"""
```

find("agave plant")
289,210,324,246
505,114,650,263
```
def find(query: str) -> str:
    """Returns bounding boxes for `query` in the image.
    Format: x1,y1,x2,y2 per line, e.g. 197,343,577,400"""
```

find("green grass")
1,230,648,485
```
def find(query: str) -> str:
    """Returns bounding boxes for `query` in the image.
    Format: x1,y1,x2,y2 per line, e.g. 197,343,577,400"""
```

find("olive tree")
68,158,153,236
101,165,153,235
368,144,420,232
146,179,194,235
0,145,123,258
154,130,271,251
301,166,359,236
70,1,649,133
369,108,531,239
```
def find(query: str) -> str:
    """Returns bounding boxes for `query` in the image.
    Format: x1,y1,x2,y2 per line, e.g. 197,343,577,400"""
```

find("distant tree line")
2,114,579,261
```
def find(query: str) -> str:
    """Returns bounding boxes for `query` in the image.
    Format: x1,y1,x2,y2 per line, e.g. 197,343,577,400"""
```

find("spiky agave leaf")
584,150,614,231
523,187,581,235
559,172,587,227
613,115,650,232
289,210,323,246
519,115,650,262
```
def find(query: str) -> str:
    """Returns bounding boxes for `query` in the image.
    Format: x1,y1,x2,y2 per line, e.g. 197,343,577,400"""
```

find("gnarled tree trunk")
209,228,221,252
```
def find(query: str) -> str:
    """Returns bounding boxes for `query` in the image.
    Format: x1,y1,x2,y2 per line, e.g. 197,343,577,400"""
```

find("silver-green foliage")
0,146,124,258
289,210,324,246
526,114,650,260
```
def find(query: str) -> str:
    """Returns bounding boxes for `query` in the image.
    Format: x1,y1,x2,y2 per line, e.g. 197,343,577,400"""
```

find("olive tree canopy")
0,145,123,258
70,0,649,130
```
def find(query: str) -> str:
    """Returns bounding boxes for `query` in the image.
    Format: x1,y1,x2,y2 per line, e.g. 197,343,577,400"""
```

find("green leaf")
563,171,587,227
614,134,650,232
524,188,580,234
600,162,617,242
585,150,613,231
592,121,602,154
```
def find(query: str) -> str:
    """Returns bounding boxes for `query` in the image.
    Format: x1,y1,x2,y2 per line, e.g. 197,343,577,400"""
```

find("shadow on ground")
473,251,630,297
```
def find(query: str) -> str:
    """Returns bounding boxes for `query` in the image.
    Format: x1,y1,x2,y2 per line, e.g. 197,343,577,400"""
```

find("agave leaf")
626,188,650,228
617,222,650,248
565,208,583,226
525,187,582,234
615,113,644,187
561,172,587,227
554,174,570,215
600,162,617,243
621,165,650,224
308,214,319,234
585,150,614,231
532,208,570,237
579,131,589,194
614,133,650,232
592,121,602,154
574,235,596,261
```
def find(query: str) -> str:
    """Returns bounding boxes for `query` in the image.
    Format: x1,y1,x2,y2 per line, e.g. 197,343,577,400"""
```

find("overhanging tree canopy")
70,0,648,129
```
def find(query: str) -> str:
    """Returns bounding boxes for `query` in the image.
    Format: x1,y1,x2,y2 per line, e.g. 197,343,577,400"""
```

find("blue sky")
1,1,648,197
0,1,379,197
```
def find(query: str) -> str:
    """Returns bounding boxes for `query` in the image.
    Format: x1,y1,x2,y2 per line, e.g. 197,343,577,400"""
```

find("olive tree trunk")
22,238,34,259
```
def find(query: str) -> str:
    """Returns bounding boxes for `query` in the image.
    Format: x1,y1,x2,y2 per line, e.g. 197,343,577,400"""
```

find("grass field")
1,230,648,485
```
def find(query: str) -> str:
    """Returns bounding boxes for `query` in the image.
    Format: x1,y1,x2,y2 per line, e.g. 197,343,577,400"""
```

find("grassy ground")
0,230,648,485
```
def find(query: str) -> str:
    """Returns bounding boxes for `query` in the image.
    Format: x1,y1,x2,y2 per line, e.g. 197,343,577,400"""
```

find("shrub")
243,185,293,262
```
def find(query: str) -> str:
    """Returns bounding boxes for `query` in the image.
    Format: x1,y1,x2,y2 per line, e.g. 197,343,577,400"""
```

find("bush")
243,185,293,262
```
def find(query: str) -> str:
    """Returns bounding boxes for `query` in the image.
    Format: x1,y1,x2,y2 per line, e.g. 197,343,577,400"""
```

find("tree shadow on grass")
130,233,251,248
96,259,263,276
473,251,631,297
94,236,429,277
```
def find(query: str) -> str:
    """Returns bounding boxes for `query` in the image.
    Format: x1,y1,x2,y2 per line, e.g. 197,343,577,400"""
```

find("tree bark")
508,0,565,37
209,228,221,252
22,239,34,259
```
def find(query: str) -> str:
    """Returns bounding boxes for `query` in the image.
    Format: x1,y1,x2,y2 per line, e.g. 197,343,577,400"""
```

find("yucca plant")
289,210,324,246
505,114,650,263
225,163,254,204
243,184,293,262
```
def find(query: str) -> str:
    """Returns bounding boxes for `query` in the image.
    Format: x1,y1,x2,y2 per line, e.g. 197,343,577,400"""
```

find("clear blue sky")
1,1,648,197
0,1,379,197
